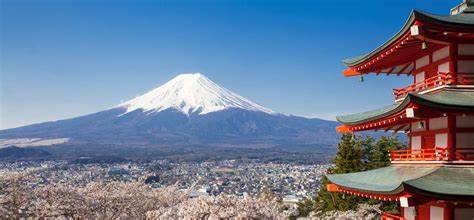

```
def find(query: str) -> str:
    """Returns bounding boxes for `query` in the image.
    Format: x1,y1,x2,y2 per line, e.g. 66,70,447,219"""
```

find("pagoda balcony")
392,72,455,101
389,147,474,162
382,212,404,220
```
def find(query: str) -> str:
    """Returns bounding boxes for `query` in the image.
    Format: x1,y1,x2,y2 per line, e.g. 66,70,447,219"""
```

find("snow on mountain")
119,73,274,116
0,138,69,148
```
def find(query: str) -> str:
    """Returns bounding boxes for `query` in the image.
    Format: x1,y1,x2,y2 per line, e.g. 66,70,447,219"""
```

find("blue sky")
0,0,456,129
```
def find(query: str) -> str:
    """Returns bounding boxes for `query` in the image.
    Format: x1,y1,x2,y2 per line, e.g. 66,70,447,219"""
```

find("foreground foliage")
297,134,405,217
0,170,286,219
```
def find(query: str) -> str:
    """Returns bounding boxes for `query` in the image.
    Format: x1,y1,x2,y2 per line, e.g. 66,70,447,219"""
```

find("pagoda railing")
382,212,404,220
389,147,474,162
393,72,455,100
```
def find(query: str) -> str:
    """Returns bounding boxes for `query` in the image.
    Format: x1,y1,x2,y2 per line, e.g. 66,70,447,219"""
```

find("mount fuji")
119,73,274,116
0,73,338,154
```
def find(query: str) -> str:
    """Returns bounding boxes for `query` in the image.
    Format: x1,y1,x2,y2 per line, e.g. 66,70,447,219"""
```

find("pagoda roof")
343,10,474,67
326,165,474,200
337,89,474,126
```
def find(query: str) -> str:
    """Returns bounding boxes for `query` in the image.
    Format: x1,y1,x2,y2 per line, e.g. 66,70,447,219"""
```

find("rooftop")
337,89,474,126
326,165,474,200
343,10,474,68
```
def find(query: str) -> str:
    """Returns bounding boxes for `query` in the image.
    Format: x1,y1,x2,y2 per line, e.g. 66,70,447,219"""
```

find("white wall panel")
412,136,421,150
404,207,416,220
457,115,474,128
458,60,474,73
429,117,447,130
415,72,425,83
435,133,448,148
416,55,430,69
438,62,450,73
430,206,444,220
458,44,474,55
456,133,474,148
455,208,474,220
433,46,449,62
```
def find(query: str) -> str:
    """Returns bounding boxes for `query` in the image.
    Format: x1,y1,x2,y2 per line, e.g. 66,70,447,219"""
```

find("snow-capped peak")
119,73,274,116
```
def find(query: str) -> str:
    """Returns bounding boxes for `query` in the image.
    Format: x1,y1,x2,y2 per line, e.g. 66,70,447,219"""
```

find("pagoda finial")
451,0,474,15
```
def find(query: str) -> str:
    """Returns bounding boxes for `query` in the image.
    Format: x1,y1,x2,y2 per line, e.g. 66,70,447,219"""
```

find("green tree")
366,136,406,213
365,136,405,170
304,134,367,214
297,134,407,217
296,197,315,217
331,133,365,174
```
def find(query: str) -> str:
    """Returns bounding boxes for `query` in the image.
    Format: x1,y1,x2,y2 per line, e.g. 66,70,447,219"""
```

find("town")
0,160,329,202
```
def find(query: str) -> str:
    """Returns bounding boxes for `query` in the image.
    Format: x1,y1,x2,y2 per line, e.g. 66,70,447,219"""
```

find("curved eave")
326,166,438,195
342,10,474,69
336,89,474,126
403,183,474,201
336,95,410,126
408,90,474,111
326,166,474,200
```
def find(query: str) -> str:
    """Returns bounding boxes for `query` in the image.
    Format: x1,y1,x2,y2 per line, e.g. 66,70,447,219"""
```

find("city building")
327,1,474,219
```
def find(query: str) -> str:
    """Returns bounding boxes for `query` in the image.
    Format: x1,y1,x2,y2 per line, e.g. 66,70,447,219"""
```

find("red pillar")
447,43,458,160
447,115,456,160
444,203,454,220
449,43,458,84
418,205,430,220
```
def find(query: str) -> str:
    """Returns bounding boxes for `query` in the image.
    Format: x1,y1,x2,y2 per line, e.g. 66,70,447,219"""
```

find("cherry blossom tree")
0,171,34,218
0,170,288,219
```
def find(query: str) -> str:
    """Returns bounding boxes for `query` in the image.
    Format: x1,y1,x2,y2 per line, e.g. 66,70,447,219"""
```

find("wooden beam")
326,184,340,192
398,63,412,74
384,125,394,132
336,125,352,133
415,26,474,45
342,68,362,77
394,124,409,133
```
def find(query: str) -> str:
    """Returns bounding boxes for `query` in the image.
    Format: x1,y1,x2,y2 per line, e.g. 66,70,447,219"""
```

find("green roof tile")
326,166,474,198
337,89,474,125
411,89,474,108
326,166,437,194
343,10,474,67
404,166,474,197
336,103,401,125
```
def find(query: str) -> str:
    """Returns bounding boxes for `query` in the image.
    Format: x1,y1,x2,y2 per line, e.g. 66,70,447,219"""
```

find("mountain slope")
0,146,51,160
0,73,339,148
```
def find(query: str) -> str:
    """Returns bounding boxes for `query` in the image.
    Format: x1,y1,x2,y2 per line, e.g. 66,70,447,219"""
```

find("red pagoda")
326,1,474,219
